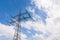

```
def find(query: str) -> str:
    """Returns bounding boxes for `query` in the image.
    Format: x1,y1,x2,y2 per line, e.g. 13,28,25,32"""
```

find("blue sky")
0,0,32,24
0,0,48,40
0,0,47,24
0,0,60,40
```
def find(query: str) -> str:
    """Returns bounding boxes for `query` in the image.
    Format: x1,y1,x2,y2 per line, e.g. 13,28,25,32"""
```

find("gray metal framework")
7,10,33,40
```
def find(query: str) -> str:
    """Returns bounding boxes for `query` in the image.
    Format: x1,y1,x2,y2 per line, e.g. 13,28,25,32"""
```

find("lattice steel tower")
8,10,33,40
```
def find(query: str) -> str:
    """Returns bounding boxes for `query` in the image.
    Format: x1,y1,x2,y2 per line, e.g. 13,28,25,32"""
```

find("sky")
0,0,60,40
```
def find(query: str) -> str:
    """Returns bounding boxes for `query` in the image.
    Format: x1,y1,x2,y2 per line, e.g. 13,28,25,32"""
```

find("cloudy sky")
0,0,60,40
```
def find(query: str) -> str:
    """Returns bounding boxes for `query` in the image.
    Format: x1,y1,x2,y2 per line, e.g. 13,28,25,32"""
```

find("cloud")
23,0,60,40
0,23,27,40
21,33,27,40
0,23,14,39
0,0,60,40
31,0,60,18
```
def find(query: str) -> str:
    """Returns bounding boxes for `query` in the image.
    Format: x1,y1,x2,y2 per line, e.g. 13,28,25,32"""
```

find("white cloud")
0,23,14,39
1,0,60,40
24,0,60,40
21,20,46,33
0,23,27,40
52,0,60,5
46,17,60,40
21,33,27,40
31,0,60,18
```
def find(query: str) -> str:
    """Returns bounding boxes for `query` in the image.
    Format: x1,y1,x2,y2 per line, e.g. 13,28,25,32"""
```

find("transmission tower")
7,10,34,40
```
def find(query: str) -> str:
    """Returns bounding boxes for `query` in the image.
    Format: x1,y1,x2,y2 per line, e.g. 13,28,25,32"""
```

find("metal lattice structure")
7,10,33,40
